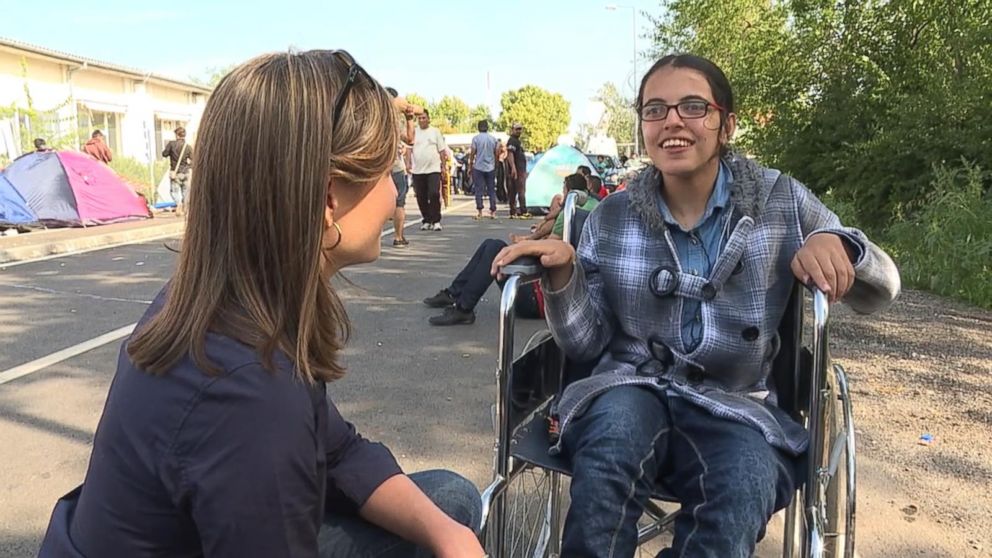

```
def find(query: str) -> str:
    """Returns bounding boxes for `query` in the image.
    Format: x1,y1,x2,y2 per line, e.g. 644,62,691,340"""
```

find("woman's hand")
791,233,855,303
432,524,485,558
491,239,575,291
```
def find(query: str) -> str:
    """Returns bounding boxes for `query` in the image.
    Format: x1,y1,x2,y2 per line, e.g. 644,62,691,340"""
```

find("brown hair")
128,50,398,383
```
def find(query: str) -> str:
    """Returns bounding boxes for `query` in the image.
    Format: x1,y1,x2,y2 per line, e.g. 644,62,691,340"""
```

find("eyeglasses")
639,99,724,122
328,50,376,134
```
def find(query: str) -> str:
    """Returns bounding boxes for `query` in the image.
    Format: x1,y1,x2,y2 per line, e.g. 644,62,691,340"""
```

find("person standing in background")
505,123,529,218
162,127,194,218
385,87,416,247
468,120,499,219
411,110,448,231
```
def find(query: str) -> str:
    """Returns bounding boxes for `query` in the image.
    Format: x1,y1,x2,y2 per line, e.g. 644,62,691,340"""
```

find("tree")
595,82,636,151
466,104,494,131
497,85,571,152
432,96,471,133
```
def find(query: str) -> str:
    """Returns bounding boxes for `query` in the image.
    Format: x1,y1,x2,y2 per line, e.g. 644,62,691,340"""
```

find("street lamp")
605,3,639,157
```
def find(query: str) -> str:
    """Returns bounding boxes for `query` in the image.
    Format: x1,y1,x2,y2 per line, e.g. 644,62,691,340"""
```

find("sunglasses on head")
327,50,378,134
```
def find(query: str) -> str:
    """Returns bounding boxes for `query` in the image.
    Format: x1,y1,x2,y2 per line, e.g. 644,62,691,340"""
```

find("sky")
1,0,662,130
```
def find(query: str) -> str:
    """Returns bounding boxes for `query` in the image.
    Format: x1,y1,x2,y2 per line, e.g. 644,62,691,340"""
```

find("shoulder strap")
176,142,188,167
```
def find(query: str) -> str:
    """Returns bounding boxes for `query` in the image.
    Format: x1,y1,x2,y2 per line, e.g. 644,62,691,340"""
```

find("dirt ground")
829,288,992,557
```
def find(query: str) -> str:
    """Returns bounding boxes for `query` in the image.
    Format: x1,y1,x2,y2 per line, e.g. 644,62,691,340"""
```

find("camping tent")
524,144,600,208
0,151,149,228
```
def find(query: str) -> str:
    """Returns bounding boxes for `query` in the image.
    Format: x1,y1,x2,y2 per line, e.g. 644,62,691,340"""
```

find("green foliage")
467,104,494,131
109,157,169,201
497,85,571,152
431,96,470,133
595,82,636,149
885,161,992,308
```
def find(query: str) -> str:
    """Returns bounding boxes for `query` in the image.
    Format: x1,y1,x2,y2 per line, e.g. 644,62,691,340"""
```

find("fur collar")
626,152,770,232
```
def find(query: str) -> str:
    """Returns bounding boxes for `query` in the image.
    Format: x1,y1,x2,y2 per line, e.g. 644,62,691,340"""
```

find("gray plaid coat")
542,154,900,456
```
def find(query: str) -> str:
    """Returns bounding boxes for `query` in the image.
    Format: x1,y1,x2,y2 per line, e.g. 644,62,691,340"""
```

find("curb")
0,222,185,264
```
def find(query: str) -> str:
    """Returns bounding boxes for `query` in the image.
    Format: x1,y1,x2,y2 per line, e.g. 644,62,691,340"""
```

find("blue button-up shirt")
656,162,732,352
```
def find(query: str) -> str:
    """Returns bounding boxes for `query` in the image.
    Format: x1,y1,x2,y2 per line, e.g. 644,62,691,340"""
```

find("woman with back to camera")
39,50,484,558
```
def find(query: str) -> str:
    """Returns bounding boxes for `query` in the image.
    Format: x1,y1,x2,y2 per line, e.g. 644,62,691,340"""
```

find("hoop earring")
325,222,343,251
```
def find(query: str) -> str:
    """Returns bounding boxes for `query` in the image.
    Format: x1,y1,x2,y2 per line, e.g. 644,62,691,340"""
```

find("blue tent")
525,145,600,208
3,152,79,225
0,174,37,226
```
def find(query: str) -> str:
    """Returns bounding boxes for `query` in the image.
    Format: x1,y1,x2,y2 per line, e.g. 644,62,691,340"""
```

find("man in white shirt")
411,110,448,231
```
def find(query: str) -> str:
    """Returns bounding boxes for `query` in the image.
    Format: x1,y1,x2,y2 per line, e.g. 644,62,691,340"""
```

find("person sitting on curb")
424,173,597,326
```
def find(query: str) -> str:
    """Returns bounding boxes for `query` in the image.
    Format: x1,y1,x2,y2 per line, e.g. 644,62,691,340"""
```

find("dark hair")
477,120,488,132
91,130,103,138
637,54,735,153
564,173,587,192
422,109,430,119
385,86,399,97
175,127,186,138
33,138,46,149
588,175,603,188
577,165,592,176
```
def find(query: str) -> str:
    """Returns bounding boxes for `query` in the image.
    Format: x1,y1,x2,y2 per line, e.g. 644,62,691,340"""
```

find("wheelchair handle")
497,255,545,278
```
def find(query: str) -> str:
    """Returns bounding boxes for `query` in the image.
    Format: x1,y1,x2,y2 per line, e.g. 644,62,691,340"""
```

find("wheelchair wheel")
822,363,855,557
484,460,563,558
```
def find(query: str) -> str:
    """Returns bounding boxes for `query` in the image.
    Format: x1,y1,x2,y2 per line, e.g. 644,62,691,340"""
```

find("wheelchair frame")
480,192,857,558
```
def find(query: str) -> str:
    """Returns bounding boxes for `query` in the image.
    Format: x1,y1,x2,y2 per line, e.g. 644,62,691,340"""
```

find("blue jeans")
317,469,481,557
561,386,799,558
170,171,190,205
472,169,496,211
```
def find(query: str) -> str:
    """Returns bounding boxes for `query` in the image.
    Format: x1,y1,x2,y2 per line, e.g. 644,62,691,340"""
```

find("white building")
0,37,211,164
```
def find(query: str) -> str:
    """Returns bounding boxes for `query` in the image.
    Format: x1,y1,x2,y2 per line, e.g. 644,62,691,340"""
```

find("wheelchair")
479,192,857,557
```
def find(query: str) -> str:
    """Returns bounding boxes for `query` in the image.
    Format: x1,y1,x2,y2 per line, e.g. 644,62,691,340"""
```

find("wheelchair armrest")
498,255,544,278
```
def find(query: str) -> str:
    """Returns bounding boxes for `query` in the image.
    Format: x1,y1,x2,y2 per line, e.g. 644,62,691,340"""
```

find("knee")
414,470,482,534
480,238,508,252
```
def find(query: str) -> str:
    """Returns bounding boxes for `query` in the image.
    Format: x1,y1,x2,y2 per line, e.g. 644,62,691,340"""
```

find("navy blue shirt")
656,161,732,352
40,290,402,557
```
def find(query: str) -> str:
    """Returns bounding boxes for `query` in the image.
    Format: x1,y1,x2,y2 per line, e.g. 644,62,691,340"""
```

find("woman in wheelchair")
492,54,900,557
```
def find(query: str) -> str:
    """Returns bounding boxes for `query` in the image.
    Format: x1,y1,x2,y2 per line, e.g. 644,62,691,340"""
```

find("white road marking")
0,323,136,385
0,200,477,385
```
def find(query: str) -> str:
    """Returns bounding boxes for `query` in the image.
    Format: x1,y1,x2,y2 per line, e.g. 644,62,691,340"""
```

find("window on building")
76,104,121,153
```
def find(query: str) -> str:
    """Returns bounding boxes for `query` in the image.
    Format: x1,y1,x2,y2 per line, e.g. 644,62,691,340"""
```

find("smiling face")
640,65,736,180
417,113,430,129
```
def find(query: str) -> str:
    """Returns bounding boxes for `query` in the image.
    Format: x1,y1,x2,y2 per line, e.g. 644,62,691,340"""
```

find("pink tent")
57,151,149,223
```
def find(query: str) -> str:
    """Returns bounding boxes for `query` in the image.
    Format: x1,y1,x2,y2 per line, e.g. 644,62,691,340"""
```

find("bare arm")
401,116,415,146
360,475,483,558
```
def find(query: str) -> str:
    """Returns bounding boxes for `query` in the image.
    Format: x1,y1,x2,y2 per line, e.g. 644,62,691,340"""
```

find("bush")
885,160,992,309
108,157,169,201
